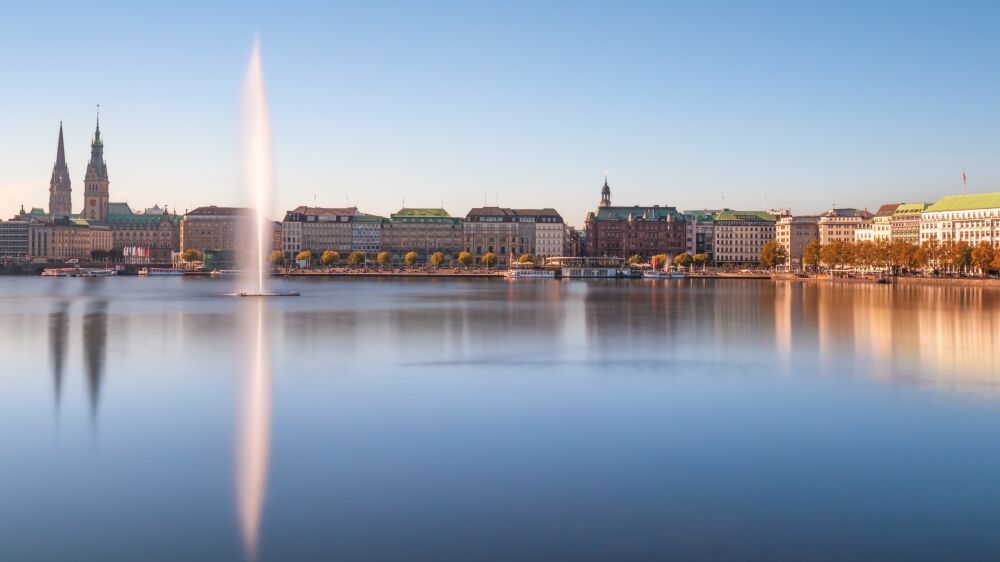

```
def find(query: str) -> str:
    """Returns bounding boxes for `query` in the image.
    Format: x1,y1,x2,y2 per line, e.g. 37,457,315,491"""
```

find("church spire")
600,175,611,208
56,121,66,166
48,122,72,217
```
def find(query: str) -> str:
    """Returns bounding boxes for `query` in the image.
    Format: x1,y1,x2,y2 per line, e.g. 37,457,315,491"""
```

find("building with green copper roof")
921,192,1000,245
713,210,777,266
383,208,463,264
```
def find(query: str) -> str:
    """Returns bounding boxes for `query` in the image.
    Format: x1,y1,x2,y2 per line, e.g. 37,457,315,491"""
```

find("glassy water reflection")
2,277,1000,561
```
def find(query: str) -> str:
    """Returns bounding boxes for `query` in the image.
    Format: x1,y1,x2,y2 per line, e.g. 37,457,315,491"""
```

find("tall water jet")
241,38,273,295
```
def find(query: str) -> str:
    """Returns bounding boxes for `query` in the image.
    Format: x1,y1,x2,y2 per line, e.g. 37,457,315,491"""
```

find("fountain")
237,38,298,297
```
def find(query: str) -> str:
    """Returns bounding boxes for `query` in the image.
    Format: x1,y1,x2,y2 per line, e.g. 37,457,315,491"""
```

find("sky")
2,0,999,227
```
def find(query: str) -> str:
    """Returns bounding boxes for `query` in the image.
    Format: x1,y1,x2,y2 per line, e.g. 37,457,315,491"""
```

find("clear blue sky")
3,0,998,227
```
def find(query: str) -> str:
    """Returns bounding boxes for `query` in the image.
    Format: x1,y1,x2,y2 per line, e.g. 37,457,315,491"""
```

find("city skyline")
4,2,1000,227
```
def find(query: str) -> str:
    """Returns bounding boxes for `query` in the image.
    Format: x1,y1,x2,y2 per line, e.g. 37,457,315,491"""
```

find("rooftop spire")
93,104,101,144
56,121,66,166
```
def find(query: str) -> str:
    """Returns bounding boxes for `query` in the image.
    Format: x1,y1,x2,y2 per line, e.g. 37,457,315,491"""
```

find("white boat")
210,269,247,277
42,267,116,277
139,267,183,276
42,267,78,277
504,268,556,279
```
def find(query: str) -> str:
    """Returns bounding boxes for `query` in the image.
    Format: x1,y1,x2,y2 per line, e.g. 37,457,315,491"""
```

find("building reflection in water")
49,301,70,415
83,299,109,423
236,299,271,561
773,283,1000,396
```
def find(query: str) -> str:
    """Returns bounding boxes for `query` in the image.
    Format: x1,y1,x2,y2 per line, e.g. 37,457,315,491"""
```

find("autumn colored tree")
404,251,420,266
429,252,446,268
347,251,366,266
377,252,393,267
971,241,995,275
692,253,710,270
481,252,498,269
674,252,694,269
803,240,822,271
182,249,204,263
270,250,285,266
759,241,787,270
457,252,473,268
320,250,340,266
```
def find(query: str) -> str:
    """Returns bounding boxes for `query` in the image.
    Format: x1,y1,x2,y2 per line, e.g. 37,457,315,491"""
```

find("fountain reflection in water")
235,298,271,560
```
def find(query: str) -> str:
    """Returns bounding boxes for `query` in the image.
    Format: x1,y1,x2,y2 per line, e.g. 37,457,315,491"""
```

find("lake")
2,276,1000,561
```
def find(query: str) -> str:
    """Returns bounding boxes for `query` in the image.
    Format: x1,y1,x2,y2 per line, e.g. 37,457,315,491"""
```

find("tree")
952,241,972,272
626,254,642,265
429,252,445,268
270,250,285,266
404,251,419,266
651,253,668,268
457,251,473,268
320,250,340,266
295,250,312,263
377,252,392,267
820,241,850,270
674,252,694,269
518,254,536,264
889,240,915,274
971,241,995,275
692,253,709,270
182,249,204,263
481,252,498,269
347,251,366,266
803,240,822,271
759,241,787,270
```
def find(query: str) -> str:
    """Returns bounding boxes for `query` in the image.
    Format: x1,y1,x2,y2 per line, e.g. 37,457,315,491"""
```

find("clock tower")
83,109,110,223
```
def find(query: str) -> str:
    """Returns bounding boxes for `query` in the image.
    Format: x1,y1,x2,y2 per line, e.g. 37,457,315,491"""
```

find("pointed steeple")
56,121,66,166
600,175,611,208
48,122,73,217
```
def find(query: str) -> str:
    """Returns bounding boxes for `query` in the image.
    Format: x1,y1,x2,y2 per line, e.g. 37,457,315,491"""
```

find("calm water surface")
2,277,1000,561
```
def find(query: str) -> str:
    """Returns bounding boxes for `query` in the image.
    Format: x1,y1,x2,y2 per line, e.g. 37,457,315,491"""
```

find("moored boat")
504,268,556,279
139,267,184,276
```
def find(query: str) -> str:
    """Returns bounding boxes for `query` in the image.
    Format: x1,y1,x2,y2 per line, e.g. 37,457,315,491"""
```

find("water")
2,277,1000,561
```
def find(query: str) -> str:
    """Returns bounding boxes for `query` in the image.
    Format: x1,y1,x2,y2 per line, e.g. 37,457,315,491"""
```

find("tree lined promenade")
797,239,1000,276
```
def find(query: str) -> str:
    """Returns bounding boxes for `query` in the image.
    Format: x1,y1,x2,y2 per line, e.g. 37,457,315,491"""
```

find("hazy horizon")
3,1,998,228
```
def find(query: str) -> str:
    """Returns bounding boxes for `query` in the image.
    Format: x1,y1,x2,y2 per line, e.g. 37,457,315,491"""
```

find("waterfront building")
583,179,686,259
81,115,110,223
464,207,564,264
920,192,1000,245
713,210,777,266
280,206,358,258
854,219,875,242
564,226,582,257
0,221,30,260
351,213,386,255
818,208,872,245
535,213,566,258
382,208,463,265
28,218,112,260
871,204,899,241
180,206,255,263
683,210,717,257
775,215,819,271
106,203,180,262
48,123,72,218
891,203,929,244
